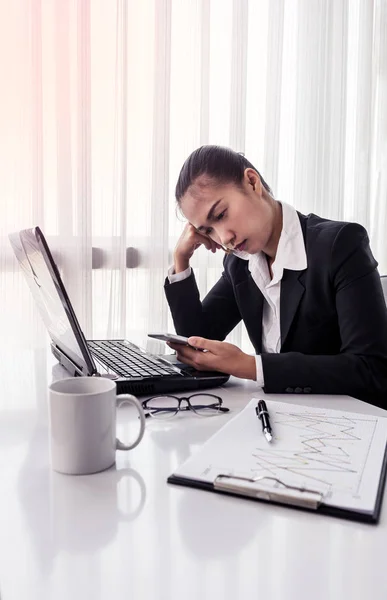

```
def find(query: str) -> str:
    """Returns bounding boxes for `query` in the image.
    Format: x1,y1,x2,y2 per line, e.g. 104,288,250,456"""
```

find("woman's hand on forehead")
191,225,231,254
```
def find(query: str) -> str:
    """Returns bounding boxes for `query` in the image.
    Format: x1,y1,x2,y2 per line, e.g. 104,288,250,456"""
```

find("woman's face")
180,170,276,255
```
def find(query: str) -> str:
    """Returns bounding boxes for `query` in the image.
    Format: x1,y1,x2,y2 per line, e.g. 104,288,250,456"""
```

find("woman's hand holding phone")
173,223,222,273
167,336,257,380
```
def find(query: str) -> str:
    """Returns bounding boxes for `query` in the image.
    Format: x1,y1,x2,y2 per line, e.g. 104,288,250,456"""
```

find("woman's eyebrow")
196,199,223,232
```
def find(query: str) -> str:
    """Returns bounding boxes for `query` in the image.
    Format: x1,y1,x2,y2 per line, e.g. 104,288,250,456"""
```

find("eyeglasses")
142,393,229,419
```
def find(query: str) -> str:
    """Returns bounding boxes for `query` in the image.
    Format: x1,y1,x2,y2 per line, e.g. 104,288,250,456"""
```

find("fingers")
175,348,212,371
203,236,222,253
187,336,206,350
168,344,196,367
168,342,208,367
188,225,222,254
168,341,198,355
188,336,218,352
194,232,214,252
201,238,213,251
210,240,223,253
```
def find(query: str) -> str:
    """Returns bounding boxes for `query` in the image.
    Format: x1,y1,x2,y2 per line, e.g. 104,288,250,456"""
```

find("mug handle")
115,394,146,451
116,468,147,521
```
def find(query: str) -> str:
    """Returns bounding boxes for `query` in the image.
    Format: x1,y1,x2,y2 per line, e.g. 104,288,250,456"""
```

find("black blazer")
164,212,387,407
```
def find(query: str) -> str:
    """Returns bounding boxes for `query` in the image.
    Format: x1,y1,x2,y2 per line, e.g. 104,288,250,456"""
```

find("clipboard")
167,400,387,523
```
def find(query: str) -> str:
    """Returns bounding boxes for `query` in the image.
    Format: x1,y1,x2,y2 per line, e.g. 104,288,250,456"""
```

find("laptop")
9,227,229,396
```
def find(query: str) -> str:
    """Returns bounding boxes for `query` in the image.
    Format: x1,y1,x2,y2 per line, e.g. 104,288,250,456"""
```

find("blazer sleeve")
164,259,242,340
261,223,387,406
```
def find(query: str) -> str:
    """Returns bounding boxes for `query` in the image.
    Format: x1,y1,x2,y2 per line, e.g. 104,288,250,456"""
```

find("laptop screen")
9,227,96,375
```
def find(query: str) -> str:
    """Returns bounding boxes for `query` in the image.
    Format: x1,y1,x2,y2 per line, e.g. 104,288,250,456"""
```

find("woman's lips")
235,239,247,251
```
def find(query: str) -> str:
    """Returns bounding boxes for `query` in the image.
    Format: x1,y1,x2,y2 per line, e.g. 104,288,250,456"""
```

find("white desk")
1,346,387,600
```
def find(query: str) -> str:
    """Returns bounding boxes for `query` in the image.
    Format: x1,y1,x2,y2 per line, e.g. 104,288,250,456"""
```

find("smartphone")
148,333,206,352
148,332,190,345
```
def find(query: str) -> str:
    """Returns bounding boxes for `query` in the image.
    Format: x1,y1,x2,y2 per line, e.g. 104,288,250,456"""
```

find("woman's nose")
220,232,235,248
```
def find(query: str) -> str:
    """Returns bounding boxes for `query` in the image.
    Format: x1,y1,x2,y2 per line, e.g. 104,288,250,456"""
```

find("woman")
164,145,387,407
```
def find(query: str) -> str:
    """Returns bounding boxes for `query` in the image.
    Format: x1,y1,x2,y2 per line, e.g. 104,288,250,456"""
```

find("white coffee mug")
49,376,146,475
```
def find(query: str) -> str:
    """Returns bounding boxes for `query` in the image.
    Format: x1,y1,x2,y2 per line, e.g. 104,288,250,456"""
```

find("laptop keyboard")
88,340,181,379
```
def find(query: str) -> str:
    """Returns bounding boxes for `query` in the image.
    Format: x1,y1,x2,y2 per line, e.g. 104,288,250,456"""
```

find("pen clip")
256,400,270,417
256,408,269,418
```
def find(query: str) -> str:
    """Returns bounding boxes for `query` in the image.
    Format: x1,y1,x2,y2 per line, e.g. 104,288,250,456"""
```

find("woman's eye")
215,210,226,221
205,227,213,235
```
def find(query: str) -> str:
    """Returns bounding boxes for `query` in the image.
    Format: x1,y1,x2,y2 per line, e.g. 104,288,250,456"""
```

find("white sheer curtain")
1,0,386,355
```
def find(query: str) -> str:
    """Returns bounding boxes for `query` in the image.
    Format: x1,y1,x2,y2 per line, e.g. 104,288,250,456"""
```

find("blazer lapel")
280,269,306,348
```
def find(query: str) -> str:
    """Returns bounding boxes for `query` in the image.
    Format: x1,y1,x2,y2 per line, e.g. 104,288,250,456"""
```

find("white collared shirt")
168,202,307,387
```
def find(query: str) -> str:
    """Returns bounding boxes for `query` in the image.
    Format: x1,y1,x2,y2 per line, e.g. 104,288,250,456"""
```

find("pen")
256,399,273,443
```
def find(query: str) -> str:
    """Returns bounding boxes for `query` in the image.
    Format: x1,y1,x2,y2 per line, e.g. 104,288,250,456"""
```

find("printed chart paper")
172,400,387,514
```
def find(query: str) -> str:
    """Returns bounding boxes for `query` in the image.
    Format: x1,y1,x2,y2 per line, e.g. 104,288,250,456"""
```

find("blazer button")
304,387,312,393
285,387,294,393
294,387,302,393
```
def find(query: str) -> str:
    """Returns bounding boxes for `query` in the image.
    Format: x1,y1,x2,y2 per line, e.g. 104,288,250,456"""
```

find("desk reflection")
50,466,146,554
176,488,261,560
148,417,220,465
18,423,146,574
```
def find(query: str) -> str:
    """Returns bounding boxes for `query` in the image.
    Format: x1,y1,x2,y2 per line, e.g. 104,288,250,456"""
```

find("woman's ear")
244,168,260,194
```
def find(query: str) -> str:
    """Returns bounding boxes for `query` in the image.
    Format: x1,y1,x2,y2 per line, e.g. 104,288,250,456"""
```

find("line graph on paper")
247,410,378,498
188,403,384,506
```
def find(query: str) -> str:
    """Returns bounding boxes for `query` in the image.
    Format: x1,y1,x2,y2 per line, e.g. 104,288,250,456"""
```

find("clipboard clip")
214,474,325,510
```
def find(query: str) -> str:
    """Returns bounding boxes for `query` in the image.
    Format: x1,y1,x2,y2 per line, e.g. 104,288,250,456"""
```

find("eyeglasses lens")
146,396,179,419
190,395,221,416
